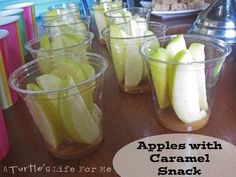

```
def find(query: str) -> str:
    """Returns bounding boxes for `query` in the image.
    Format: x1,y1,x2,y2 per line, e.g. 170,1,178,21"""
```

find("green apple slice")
54,59,93,112
59,25,73,32
50,69,67,79
74,22,87,31
79,63,96,112
189,43,208,110
129,19,139,37
45,9,58,21
138,22,148,36
26,83,63,149
93,8,107,39
109,24,126,83
36,74,62,91
59,75,100,144
61,33,79,47
149,48,171,109
125,42,143,87
40,34,50,50
110,13,125,24
123,11,132,22
36,74,62,108
171,50,207,123
51,35,65,51
166,34,187,58
51,33,84,52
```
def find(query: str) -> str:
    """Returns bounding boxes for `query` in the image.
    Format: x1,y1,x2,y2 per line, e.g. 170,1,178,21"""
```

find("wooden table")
1,15,236,177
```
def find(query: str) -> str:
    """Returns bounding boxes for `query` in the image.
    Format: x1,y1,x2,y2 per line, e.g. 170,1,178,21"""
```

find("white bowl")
140,1,152,9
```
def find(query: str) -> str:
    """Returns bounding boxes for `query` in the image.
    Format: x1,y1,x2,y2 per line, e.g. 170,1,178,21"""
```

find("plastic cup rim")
0,16,19,26
0,9,24,17
39,8,79,19
104,7,151,18
4,2,34,9
140,34,232,65
24,30,94,54
42,15,90,28
101,21,167,40
89,1,125,10
48,2,79,10
8,52,108,95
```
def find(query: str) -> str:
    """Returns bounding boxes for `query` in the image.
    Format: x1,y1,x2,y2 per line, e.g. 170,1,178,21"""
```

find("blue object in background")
0,0,85,17
0,0,136,18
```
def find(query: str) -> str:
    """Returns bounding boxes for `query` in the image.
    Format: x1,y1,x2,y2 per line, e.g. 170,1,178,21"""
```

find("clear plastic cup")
25,30,94,59
42,15,91,33
102,21,167,94
39,8,80,23
140,34,232,131
9,52,108,159
89,0,126,44
104,7,151,25
47,2,86,15
48,2,79,11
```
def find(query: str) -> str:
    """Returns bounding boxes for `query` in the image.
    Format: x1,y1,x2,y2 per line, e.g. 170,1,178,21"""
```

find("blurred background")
0,0,216,18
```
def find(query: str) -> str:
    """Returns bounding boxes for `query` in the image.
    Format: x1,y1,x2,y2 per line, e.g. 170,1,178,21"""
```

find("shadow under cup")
140,34,232,131
8,52,108,159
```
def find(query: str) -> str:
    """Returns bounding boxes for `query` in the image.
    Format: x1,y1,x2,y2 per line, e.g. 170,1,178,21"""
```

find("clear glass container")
40,7,80,23
42,15,90,33
9,52,108,159
25,30,94,59
102,21,167,94
104,7,151,25
140,34,232,131
89,0,126,44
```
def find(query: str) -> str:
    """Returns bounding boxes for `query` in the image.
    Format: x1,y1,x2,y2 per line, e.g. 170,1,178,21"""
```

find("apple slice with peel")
149,48,171,109
79,63,96,112
40,35,50,50
189,43,208,110
36,74,62,91
129,19,139,37
93,8,107,39
142,30,156,80
166,34,187,58
53,59,94,112
37,35,52,73
51,35,65,51
26,83,64,149
36,74,62,107
125,41,143,87
109,24,126,83
45,9,58,21
59,75,100,144
170,50,207,123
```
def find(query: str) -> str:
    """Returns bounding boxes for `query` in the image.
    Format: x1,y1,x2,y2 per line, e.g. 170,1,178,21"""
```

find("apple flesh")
148,35,209,124
109,24,126,83
59,75,100,144
170,50,207,123
26,83,64,149
149,48,171,109
109,20,154,87
189,43,208,110
166,34,187,58
26,58,101,146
